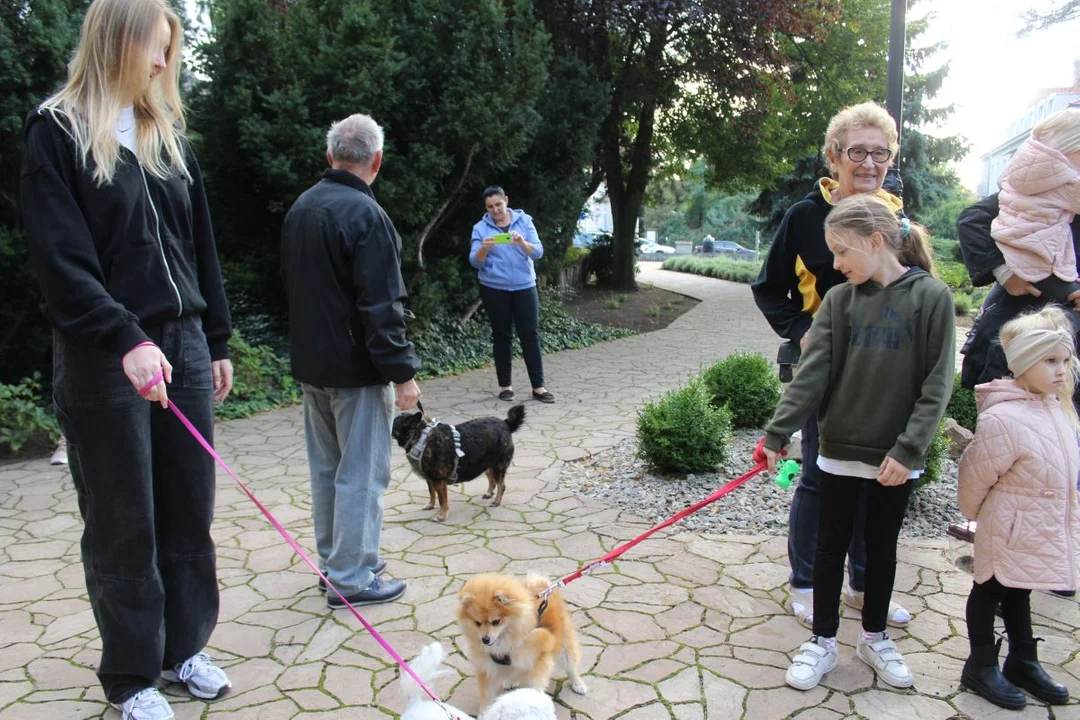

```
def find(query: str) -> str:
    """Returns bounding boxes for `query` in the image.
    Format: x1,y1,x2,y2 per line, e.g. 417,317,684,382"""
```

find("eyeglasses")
845,147,892,164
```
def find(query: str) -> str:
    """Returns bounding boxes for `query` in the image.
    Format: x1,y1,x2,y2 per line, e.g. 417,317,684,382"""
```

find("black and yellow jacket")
752,179,904,344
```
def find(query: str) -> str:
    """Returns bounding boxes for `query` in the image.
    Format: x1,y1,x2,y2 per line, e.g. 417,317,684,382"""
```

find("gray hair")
326,114,384,166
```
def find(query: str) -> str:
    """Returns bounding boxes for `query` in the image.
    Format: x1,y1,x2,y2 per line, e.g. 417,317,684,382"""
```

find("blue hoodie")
469,208,544,291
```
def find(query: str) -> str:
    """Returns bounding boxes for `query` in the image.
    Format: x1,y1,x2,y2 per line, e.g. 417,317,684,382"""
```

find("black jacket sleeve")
20,112,150,355
957,193,1003,288
350,209,419,384
187,150,232,360
751,204,814,343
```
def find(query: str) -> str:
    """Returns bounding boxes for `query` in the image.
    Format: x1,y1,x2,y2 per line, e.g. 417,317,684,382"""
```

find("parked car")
636,239,676,257
572,232,604,248
711,240,757,259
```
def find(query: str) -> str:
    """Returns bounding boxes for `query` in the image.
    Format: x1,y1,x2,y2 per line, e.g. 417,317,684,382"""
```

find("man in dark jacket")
957,193,1080,390
281,113,421,609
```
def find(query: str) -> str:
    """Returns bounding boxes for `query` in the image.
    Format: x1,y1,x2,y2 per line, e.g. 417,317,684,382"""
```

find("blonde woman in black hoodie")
762,195,954,693
20,0,233,717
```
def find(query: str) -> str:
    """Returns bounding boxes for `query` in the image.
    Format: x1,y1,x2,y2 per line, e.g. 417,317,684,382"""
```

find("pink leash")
139,371,461,716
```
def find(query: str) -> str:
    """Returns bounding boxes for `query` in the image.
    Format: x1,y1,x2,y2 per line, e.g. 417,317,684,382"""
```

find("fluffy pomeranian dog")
399,642,556,720
393,405,525,522
457,573,588,708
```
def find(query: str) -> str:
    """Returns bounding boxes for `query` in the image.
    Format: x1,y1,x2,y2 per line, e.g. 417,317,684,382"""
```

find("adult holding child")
20,0,234,717
752,101,912,632
469,186,554,403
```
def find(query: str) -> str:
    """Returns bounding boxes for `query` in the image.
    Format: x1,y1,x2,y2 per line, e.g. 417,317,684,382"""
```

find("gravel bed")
558,428,965,540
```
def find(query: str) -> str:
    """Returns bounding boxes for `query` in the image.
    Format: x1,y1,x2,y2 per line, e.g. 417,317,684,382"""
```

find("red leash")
540,439,783,597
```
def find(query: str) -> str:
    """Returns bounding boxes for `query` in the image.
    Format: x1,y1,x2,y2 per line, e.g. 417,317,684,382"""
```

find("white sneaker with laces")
786,637,838,690
160,651,232,700
856,632,913,688
110,688,174,720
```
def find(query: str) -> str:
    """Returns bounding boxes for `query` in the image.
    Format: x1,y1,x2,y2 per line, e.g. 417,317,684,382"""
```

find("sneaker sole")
327,586,406,609
109,701,176,720
857,646,913,688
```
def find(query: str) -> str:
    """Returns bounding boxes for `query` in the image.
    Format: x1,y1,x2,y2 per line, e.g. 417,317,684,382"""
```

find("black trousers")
966,576,1033,648
478,284,545,389
812,470,913,638
53,316,219,703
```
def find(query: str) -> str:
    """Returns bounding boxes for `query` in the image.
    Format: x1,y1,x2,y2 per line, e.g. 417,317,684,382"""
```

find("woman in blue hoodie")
469,186,554,403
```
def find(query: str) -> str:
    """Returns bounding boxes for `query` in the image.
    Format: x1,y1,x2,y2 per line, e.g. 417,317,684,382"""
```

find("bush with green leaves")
701,352,782,428
0,373,59,455
662,256,762,284
947,374,977,431
583,234,615,287
637,382,733,475
916,418,950,490
217,332,302,421
952,291,973,316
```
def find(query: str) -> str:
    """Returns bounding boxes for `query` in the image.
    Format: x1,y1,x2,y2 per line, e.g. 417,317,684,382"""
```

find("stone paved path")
1,264,1077,719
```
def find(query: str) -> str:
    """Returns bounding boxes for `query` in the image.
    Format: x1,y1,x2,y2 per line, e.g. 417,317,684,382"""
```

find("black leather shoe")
1003,640,1070,705
318,559,387,593
961,644,1026,710
327,576,406,609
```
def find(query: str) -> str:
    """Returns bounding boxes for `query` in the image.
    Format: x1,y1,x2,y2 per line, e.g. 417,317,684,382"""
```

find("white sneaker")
856,632,913,688
110,688,174,720
161,652,232,699
786,638,838,690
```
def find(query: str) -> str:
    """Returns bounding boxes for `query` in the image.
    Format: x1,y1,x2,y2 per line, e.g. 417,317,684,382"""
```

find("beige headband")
1003,328,1075,378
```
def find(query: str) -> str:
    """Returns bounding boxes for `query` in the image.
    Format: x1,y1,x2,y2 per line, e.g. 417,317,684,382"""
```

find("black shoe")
961,643,1027,710
1050,589,1076,598
532,390,555,404
327,576,406,609
1003,639,1070,705
318,559,387,593
498,389,515,401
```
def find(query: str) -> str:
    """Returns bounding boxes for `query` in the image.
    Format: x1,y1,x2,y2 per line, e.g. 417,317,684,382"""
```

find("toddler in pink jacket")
991,109,1080,303
957,305,1080,710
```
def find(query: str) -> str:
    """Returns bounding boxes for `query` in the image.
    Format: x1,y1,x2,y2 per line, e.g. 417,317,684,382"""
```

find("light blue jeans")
302,383,394,595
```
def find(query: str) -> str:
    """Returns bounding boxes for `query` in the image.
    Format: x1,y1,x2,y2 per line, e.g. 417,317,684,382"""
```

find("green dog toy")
773,459,800,490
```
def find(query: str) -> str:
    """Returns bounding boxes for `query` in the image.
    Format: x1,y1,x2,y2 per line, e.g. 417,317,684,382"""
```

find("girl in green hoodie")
762,194,955,693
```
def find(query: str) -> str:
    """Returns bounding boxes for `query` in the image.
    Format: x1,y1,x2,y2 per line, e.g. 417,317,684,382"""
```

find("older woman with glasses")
751,102,912,658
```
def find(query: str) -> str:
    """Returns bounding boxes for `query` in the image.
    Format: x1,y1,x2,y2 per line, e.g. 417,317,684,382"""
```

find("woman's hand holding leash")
123,343,172,408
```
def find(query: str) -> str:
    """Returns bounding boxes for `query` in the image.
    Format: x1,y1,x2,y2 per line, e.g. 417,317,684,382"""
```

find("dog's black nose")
482,636,492,645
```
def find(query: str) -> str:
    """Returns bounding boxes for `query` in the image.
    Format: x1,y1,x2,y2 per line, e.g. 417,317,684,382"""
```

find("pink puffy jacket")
991,138,1080,283
958,379,1080,590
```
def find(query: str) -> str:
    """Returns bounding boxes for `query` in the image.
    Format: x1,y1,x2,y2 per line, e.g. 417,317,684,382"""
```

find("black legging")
478,284,544,389
966,576,1033,648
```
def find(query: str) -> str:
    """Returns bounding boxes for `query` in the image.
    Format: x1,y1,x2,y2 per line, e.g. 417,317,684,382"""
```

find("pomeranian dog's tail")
400,642,452,705
505,404,526,434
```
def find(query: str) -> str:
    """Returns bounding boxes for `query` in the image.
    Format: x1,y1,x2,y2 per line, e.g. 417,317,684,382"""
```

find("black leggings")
966,576,1032,648
812,471,913,638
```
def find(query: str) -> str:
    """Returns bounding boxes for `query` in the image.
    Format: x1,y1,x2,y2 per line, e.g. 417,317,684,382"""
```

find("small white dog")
400,642,557,720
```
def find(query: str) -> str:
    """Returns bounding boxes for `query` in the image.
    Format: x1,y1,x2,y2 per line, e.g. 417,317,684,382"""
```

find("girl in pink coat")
991,109,1080,303
957,305,1080,710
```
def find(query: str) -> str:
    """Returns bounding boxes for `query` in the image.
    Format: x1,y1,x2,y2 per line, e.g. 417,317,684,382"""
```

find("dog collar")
490,652,511,666
405,421,465,482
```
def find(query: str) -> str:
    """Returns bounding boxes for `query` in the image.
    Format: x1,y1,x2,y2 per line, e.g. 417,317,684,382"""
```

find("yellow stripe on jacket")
795,255,821,315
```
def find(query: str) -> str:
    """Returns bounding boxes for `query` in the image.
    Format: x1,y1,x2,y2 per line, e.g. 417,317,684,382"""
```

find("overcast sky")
918,1,1080,191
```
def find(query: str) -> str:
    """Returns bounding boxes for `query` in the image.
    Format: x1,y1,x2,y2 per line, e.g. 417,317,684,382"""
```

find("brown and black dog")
392,405,525,522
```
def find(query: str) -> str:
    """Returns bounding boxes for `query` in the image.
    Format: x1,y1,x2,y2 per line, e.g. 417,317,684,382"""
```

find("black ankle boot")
961,642,1027,710
1003,638,1070,705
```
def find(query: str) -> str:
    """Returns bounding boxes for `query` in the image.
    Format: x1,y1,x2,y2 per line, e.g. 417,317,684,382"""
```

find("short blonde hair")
999,305,1080,429
1031,108,1080,156
822,101,899,174
41,0,188,186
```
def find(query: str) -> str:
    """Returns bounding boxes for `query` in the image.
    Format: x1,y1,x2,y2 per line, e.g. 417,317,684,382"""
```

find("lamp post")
885,0,906,197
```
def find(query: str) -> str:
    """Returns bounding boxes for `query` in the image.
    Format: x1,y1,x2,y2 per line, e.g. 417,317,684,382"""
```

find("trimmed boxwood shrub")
636,381,733,475
917,418,950,490
701,352,782,428
947,373,977,431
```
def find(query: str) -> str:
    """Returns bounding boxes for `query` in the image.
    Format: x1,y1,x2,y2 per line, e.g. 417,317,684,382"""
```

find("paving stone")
744,685,829,720
700,656,787,689
851,689,954,719
702,671,746,719
558,676,658,718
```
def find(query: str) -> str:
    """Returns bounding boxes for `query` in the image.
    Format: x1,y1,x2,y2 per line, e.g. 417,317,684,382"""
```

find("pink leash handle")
139,371,460,715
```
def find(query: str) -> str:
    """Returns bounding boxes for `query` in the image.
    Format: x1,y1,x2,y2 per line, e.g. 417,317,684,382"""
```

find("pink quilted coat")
958,379,1080,590
991,138,1080,283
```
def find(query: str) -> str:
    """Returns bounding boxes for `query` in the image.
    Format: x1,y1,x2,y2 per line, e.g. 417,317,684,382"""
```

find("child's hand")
763,446,780,472
878,456,910,486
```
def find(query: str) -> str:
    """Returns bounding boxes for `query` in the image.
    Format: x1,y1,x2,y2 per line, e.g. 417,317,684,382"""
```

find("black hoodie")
19,109,231,359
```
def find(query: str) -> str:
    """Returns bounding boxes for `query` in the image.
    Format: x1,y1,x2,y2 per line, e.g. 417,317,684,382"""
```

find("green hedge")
637,381,733,475
947,373,977,431
662,256,762,284
0,373,59,455
701,352,781,428
217,332,302,420
918,419,950,489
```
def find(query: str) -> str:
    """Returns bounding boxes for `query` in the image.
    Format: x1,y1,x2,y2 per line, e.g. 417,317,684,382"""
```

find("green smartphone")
491,233,513,244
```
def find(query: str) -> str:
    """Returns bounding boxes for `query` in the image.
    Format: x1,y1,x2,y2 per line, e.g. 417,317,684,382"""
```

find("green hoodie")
764,268,955,471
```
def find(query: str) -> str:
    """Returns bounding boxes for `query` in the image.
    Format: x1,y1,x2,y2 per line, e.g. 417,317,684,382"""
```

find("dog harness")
405,418,465,482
